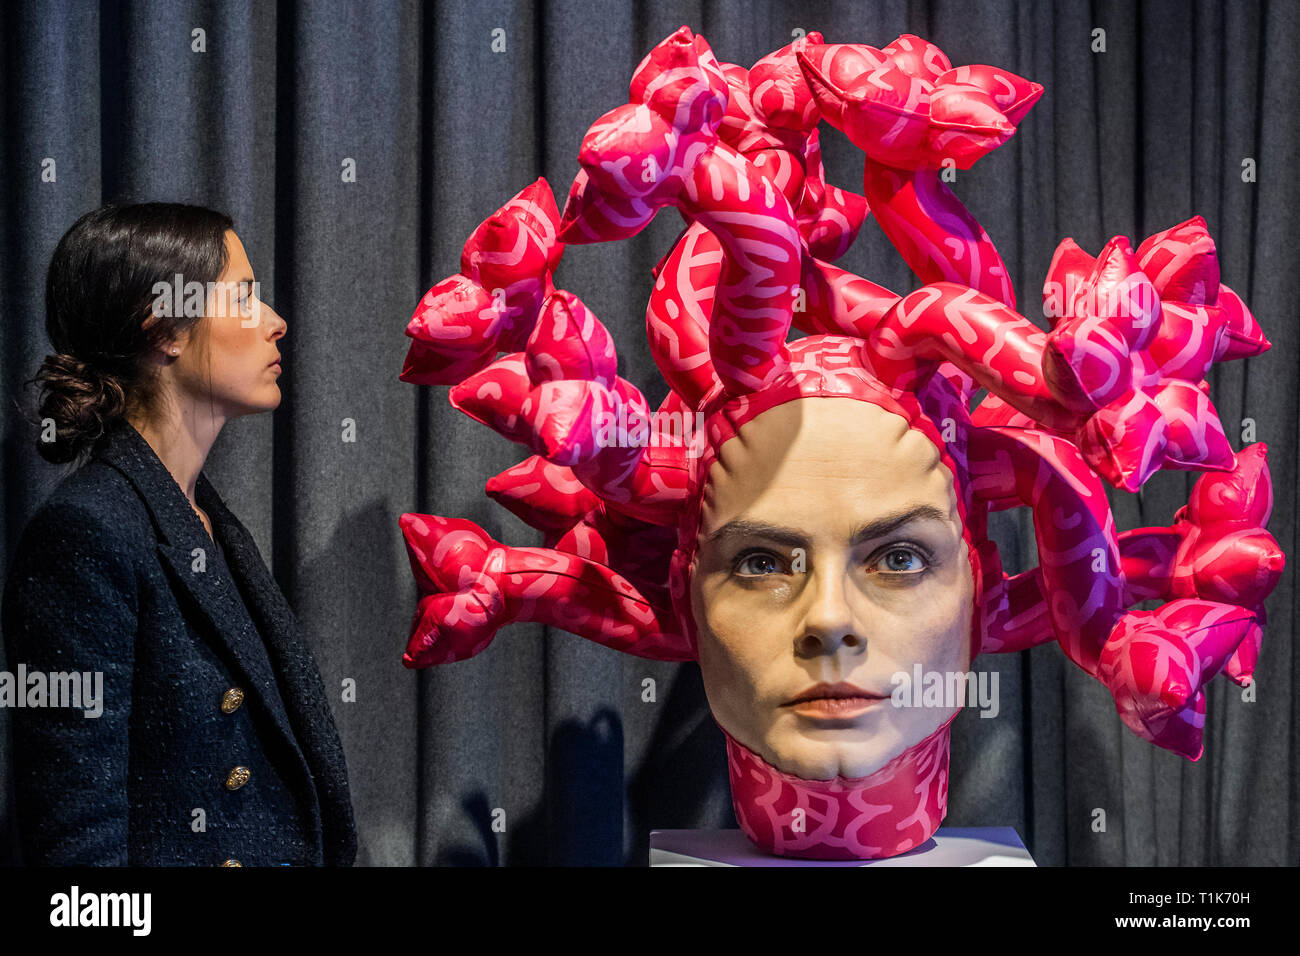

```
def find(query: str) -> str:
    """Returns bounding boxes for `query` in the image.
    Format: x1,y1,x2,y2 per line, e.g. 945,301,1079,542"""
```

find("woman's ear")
138,311,179,360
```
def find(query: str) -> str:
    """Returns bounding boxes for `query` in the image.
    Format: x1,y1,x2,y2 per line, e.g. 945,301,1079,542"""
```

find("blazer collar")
94,419,217,550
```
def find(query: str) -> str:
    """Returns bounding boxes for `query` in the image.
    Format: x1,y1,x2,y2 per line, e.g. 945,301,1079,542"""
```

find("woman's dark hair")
25,202,234,465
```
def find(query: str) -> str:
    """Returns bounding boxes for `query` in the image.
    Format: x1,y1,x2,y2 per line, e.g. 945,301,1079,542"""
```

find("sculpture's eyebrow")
706,504,952,550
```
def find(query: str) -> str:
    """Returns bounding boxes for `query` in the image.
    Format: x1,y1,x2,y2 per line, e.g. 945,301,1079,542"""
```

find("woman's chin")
254,385,283,411
227,388,282,417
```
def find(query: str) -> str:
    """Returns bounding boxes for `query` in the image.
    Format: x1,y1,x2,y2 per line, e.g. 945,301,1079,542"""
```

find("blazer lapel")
95,422,327,860
196,473,356,865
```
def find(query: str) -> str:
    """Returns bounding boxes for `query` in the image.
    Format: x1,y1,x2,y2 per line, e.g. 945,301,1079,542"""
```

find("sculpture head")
398,25,1279,864
660,338,986,857
687,395,975,781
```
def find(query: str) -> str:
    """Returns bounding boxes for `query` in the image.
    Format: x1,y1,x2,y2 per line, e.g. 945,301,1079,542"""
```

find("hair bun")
31,351,129,464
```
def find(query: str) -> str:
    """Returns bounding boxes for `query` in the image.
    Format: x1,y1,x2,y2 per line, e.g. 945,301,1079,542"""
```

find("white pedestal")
649,826,1035,866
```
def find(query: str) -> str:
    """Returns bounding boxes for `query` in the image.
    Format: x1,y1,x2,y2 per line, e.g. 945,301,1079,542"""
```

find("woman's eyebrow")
706,504,952,550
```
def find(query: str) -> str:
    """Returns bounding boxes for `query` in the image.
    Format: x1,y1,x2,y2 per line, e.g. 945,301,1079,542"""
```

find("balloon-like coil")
399,25,1282,770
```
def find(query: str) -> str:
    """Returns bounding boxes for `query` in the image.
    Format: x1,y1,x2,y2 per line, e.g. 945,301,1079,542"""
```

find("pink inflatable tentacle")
443,280,688,525
555,167,663,243
1117,527,1183,604
569,382,691,525
450,348,607,459
967,425,1123,675
558,27,728,247
968,428,1278,759
868,282,1087,432
527,292,693,522
979,527,1231,655
980,440,1282,715
979,565,1054,654
862,160,1017,308
400,513,691,668
1173,442,1283,685
718,32,867,239
498,543,691,660
974,522,1265,659
680,142,802,394
981,526,1237,654
1097,599,1257,759
554,508,678,609
400,514,508,666
795,129,870,261
970,392,1048,431
646,221,721,406
721,40,873,262
647,221,885,406
1040,219,1271,491
980,526,1266,657
795,257,899,339
726,54,869,258
486,465,678,602
795,37,1039,309
449,352,536,446
1117,516,1280,617
595,407,696,526
485,456,599,536
718,35,875,265
403,178,563,386
717,52,809,203
558,28,800,397
645,88,869,401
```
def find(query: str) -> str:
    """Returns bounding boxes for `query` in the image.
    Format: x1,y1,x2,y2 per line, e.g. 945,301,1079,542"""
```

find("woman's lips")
784,681,887,720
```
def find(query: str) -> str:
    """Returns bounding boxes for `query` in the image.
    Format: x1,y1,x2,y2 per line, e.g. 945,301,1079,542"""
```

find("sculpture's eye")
870,545,929,575
734,550,786,576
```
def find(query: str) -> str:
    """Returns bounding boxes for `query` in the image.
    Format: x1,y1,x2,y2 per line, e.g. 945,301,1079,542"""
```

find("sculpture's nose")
794,558,865,658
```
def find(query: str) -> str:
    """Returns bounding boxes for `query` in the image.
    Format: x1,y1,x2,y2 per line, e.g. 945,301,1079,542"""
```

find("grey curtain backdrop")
1,0,1295,866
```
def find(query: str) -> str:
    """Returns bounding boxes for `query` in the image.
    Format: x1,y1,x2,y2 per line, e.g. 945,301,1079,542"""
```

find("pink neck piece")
720,713,957,860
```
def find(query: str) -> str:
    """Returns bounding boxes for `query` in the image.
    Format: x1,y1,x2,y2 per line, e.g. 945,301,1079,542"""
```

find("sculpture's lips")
784,681,887,719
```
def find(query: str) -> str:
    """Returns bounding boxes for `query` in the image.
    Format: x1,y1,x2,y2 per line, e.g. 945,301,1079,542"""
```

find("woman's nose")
794,562,865,658
265,304,287,339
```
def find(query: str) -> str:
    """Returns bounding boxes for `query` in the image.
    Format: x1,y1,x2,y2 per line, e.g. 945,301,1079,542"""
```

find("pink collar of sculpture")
396,26,1283,860
720,712,958,860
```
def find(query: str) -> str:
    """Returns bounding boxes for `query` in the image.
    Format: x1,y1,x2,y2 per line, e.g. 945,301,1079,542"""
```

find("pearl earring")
170,347,179,355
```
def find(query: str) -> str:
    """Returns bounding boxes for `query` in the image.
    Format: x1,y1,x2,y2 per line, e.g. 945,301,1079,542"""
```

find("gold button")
225,766,251,791
221,859,242,867
220,687,245,714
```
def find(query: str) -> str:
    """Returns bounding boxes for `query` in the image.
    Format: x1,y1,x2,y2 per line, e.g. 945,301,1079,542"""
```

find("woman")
3,202,356,866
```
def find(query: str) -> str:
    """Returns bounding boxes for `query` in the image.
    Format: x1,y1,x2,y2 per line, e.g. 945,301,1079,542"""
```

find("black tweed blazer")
2,421,356,866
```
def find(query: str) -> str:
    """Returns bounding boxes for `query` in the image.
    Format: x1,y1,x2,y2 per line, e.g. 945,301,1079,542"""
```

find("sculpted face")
689,397,975,780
